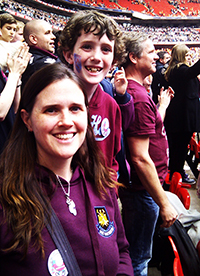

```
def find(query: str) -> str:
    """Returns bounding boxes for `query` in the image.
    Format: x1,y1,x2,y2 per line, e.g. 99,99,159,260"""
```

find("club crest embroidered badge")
94,206,115,237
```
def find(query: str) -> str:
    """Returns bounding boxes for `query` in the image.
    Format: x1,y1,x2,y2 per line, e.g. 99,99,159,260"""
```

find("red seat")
168,236,184,276
176,187,190,210
169,172,182,194
188,133,200,159
168,172,191,209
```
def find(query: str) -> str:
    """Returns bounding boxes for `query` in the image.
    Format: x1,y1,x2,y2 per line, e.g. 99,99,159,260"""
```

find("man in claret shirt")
118,31,178,276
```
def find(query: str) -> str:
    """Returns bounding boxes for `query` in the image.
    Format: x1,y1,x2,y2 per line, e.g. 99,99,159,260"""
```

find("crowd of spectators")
123,23,200,43
0,0,69,29
1,0,200,45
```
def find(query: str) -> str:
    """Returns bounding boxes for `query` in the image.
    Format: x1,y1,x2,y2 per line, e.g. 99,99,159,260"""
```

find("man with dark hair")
152,50,170,104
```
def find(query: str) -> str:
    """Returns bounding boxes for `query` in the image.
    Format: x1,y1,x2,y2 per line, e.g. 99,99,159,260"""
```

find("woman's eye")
45,107,57,113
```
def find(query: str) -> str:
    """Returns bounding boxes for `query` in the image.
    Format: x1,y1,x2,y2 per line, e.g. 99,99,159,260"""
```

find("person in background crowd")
0,13,16,43
0,62,134,276
0,13,23,73
143,74,153,97
21,19,57,90
118,31,177,276
164,43,200,184
58,10,135,178
0,43,31,154
143,73,175,121
11,20,25,43
152,50,170,104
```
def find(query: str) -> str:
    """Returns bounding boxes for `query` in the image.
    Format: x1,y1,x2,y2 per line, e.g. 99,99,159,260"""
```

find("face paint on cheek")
74,53,82,73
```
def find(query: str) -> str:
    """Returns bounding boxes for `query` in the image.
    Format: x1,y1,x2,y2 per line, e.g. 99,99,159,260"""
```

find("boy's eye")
82,44,92,50
102,46,112,53
70,106,81,112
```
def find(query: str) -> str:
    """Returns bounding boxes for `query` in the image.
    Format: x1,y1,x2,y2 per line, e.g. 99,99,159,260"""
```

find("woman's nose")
58,111,73,127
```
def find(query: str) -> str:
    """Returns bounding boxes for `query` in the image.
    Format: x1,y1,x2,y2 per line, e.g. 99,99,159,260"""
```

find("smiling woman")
0,62,133,276
21,76,88,180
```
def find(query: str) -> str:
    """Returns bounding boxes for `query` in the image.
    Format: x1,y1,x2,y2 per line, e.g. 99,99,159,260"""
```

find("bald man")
21,19,57,89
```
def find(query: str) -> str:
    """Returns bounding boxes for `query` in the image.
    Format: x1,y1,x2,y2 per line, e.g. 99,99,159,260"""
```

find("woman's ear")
21,109,33,132
62,50,74,65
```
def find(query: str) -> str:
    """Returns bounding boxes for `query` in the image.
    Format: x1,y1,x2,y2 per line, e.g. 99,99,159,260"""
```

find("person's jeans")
119,189,159,276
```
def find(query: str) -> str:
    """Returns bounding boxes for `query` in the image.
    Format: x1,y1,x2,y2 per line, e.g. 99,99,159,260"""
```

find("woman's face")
21,78,88,167
185,51,192,65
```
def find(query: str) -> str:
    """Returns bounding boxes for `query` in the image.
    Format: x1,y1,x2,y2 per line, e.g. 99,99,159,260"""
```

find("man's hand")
159,202,178,228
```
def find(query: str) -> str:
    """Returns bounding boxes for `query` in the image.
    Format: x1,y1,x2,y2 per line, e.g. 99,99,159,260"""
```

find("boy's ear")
63,50,74,65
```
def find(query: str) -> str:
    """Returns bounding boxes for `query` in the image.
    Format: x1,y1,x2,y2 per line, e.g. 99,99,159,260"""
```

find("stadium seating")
147,0,176,16
168,236,184,276
166,172,191,210
96,0,119,9
186,133,200,179
117,0,147,13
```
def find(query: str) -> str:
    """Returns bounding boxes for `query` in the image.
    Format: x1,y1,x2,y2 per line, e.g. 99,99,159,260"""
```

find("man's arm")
127,135,178,227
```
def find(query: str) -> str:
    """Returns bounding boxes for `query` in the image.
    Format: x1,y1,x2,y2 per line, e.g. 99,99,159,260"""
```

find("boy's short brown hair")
58,10,126,67
0,13,17,28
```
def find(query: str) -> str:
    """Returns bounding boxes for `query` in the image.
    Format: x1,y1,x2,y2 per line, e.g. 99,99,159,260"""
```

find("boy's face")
0,23,17,42
65,30,115,86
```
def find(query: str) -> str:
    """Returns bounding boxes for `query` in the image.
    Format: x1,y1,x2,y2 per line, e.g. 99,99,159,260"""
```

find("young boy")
59,10,134,177
0,13,22,72
0,13,17,43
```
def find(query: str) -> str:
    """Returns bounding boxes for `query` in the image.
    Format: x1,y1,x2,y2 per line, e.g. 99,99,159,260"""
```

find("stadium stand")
1,0,200,48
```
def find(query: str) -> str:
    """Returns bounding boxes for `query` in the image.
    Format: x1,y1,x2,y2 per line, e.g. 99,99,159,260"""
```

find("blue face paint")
74,53,82,73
